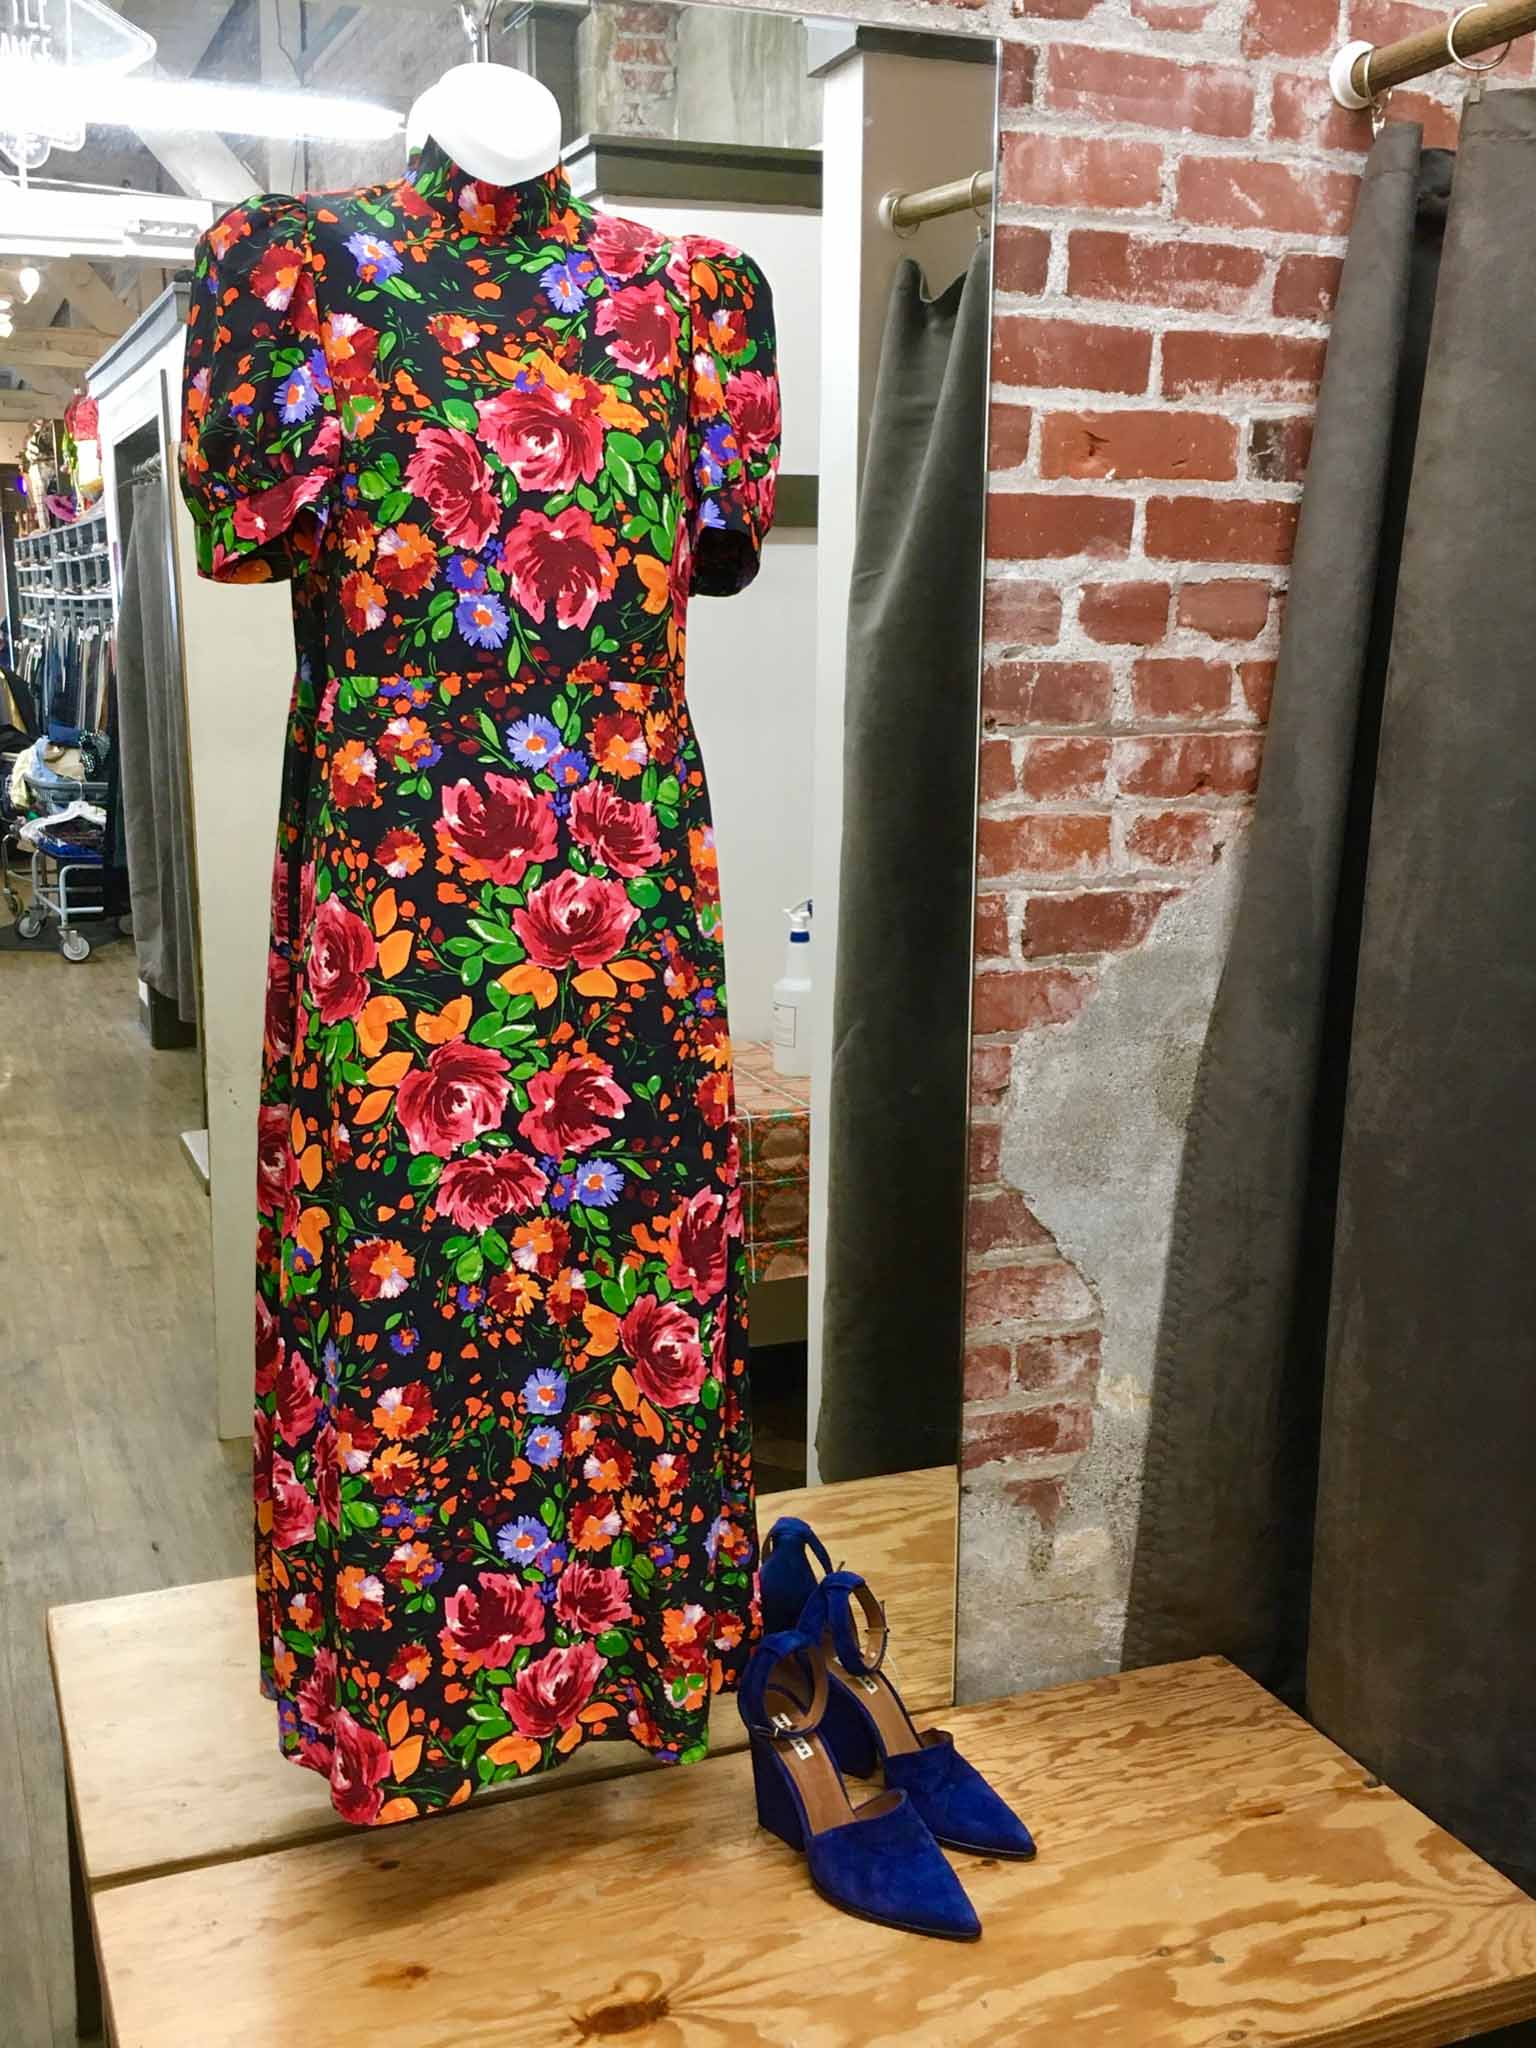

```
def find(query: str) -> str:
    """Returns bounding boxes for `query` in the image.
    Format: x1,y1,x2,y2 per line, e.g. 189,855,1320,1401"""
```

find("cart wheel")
61,930,92,963
15,907,44,939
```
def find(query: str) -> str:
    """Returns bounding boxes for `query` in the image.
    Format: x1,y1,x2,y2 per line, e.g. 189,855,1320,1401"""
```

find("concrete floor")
0,930,248,2048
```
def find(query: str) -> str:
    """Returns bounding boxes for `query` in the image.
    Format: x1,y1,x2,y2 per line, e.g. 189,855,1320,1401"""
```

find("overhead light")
0,73,403,146
17,267,40,301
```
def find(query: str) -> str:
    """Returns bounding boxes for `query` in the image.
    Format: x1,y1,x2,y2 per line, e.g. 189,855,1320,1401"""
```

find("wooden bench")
88,1656,1536,2046
49,1461,1536,2046
50,1467,955,2030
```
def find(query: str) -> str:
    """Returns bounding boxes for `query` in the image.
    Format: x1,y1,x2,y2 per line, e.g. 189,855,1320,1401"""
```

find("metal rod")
1336,0,1536,103
879,167,994,234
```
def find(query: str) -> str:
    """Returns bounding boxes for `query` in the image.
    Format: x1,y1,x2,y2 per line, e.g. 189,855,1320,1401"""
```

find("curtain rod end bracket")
1330,38,1378,110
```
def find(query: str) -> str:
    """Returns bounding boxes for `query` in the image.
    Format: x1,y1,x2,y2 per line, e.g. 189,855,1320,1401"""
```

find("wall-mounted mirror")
0,0,998,1958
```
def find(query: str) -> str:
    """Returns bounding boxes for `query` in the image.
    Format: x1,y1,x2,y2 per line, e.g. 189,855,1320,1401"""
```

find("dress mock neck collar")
405,136,573,237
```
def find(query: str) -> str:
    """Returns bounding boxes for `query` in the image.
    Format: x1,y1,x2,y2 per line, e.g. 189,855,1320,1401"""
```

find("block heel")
820,1669,880,1778
750,1731,806,1849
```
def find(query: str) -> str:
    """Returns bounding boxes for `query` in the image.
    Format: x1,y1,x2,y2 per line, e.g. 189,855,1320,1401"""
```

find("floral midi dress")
179,139,780,1826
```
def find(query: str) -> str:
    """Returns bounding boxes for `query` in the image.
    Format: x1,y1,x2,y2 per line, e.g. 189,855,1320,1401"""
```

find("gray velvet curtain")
1125,95,1536,1941
817,244,990,1483
117,468,199,1024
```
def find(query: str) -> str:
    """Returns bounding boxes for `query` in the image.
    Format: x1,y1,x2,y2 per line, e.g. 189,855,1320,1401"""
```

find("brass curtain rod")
1331,0,1536,105
879,167,994,233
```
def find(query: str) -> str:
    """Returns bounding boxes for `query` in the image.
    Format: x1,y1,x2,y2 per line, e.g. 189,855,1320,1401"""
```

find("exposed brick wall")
959,0,1468,1670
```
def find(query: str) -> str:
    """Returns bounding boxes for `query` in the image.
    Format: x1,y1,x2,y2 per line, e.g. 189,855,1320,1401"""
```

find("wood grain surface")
90,1657,1536,2048
52,1464,956,1887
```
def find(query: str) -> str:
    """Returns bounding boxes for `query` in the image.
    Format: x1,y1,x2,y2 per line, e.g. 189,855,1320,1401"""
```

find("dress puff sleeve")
180,195,340,582
683,239,781,597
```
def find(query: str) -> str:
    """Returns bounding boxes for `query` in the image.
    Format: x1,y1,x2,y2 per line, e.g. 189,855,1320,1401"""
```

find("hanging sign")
0,0,156,173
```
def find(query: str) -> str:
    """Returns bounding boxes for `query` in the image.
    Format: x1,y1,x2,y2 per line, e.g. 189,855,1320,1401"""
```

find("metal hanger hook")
1446,4,1513,100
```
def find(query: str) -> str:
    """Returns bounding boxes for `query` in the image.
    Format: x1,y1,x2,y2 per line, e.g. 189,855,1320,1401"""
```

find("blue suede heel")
761,1518,1038,1863
739,1629,982,1941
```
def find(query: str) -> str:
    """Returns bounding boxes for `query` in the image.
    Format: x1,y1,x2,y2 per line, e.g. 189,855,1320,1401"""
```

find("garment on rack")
179,143,779,1826
116,468,199,1023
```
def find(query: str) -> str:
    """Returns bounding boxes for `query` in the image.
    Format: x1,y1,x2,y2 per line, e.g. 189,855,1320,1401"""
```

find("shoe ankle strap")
739,1630,828,1739
801,1569,889,1678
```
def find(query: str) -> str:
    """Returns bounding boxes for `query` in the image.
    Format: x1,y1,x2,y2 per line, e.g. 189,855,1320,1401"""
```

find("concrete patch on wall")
957,845,1244,1703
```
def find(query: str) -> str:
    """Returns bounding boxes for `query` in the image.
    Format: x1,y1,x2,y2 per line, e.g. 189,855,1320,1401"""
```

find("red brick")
974,891,1011,961
1146,496,1299,565
1009,0,1098,22
1133,657,1232,720
1242,0,1339,58
970,1121,1001,1180
979,736,1017,803
968,1189,1051,1257
1001,1474,1068,1527
1162,329,1327,401
1240,659,1278,721
1067,230,1265,315
984,576,1064,646
962,1402,1095,1469
1115,732,1264,798
1020,736,1113,802
967,1259,1097,1327
1132,0,1216,22
1014,1329,1102,1398
1127,808,1226,868
989,401,1033,471
1041,408,1236,483
978,813,1111,880
989,493,1134,562
611,35,670,61
994,314,1153,395
964,1343,1013,1402
1389,88,1468,149
1274,251,1345,322
1176,156,1359,237
996,224,1051,297
999,132,1163,213
984,658,1113,727
970,1043,1014,1106
1022,888,1172,957
1177,578,1272,640
1045,45,1253,137
1079,580,1170,646
999,43,1038,109
1270,71,1374,151
971,965,1095,1034
1250,416,1314,484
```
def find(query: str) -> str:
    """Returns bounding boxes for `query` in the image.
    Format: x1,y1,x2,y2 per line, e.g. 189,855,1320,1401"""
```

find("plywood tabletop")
50,1464,955,1888
92,1656,1536,2048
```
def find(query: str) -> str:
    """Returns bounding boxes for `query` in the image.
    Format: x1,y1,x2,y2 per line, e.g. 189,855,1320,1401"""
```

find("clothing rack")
1331,0,1536,106
879,167,994,234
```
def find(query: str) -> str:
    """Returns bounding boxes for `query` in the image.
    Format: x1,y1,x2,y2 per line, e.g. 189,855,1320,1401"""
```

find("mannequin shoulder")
196,192,312,278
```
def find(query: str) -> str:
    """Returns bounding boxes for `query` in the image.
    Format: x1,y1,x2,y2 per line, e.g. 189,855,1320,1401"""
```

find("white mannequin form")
404,62,562,185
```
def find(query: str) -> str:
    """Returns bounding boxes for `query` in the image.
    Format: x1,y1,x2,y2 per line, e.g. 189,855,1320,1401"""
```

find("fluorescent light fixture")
0,184,215,263
0,73,403,145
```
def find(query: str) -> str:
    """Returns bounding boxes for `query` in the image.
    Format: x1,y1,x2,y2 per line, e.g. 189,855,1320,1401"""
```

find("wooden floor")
0,934,249,2048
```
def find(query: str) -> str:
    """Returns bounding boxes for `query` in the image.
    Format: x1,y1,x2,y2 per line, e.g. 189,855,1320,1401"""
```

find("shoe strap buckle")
771,1709,815,1760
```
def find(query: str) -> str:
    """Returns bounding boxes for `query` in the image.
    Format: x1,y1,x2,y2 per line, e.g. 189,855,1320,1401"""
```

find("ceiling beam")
1,327,123,369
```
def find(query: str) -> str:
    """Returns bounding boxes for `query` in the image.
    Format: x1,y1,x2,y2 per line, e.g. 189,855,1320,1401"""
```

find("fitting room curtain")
1124,95,1536,1938
117,465,199,1024
817,244,991,1483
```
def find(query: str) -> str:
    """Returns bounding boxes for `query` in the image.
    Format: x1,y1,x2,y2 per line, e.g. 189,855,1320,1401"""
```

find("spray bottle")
772,898,813,1079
